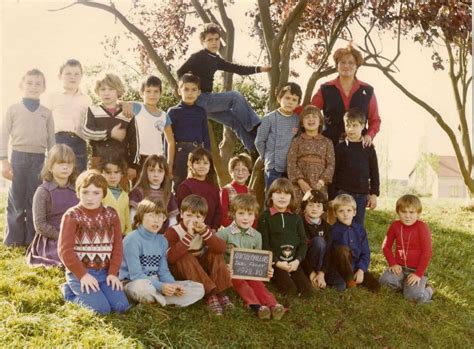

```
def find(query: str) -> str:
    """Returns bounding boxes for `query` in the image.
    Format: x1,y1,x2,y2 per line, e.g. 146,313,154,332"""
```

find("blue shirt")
119,225,175,291
331,221,370,272
167,101,210,150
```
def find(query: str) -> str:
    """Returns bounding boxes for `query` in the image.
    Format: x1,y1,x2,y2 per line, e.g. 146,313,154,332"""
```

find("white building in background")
408,155,469,198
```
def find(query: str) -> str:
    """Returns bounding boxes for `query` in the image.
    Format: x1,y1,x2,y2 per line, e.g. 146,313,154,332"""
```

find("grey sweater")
0,102,55,159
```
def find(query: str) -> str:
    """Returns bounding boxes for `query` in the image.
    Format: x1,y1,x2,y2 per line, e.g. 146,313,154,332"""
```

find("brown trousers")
330,245,380,292
168,251,232,296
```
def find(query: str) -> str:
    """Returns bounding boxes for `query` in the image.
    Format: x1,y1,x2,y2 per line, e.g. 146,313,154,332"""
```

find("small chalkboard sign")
229,248,273,281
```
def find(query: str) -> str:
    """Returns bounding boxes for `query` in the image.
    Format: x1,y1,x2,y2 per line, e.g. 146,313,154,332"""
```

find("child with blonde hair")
27,144,79,266
380,195,434,303
120,199,204,306
218,194,285,320
287,105,334,205
1,68,55,246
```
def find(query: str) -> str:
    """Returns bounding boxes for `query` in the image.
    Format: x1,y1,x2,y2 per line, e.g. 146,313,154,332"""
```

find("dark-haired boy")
177,23,271,152
167,73,210,190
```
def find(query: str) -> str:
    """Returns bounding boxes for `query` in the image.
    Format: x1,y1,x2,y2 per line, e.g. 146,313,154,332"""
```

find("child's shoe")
346,280,357,288
257,305,271,320
218,295,235,311
271,304,285,320
206,295,223,316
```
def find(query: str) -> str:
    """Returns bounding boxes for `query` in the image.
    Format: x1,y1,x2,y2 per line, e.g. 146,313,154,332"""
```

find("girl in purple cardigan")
27,144,79,266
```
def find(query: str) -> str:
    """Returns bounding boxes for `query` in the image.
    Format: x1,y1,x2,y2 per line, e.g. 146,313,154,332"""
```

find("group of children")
1,23,434,317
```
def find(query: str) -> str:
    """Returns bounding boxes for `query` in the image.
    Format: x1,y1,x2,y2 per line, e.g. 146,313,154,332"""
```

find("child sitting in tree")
58,170,130,314
300,190,332,289
120,198,204,307
220,153,255,227
326,194,380,292
380,194,434,303
164,195,232,316
177,22,270,152
217,194,285,320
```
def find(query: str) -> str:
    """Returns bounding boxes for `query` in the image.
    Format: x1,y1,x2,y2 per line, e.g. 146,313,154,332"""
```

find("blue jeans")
264,168,285,191
64,268,130,314
55,132,87,173
197,91,261,151
306,236,327,272
4,151,44,246
337,190,368,226
173,142,203,193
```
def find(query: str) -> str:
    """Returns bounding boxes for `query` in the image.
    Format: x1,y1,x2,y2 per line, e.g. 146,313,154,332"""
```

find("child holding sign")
217,194,285,320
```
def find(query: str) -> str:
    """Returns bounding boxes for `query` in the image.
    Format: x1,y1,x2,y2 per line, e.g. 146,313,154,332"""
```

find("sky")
1,0,471,180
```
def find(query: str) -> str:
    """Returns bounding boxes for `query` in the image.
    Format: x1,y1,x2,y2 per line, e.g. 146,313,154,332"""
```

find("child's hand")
362,134,373,147
354,269,365,284
121,102,134,119
127,168,137,181
161,283,177,296
406,273,421,286
389,264,402,275
174,285,185,297
367,194,377,209
315,180,325,190
226,263,233,276
316,272,326,288
80,273,99,294
275,261,291,272
2,160,13,181
288,259,300,272
193,221,207,235
267,268,274,278
111,123,126,142
106,274,123,291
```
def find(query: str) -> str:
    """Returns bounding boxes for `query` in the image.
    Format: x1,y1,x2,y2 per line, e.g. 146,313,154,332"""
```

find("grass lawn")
0,195,473,348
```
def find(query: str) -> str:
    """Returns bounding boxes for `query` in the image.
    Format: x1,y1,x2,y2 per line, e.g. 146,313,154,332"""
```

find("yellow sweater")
102,188,131,235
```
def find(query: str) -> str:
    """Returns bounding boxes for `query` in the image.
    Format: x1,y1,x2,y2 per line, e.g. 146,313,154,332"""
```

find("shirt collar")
229,221,256,237
43,180,75,191
301,132,321,140
269,207,292,216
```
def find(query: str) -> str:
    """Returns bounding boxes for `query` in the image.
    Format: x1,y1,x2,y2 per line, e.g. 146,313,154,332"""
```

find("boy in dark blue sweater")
333,107,379,226
326,194,380,292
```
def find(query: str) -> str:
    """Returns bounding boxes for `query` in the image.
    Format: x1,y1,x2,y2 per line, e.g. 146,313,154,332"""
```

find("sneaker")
257,305,271,320
218,295,235,311
271,304,285,320
206,295,223,316
346,280,357,288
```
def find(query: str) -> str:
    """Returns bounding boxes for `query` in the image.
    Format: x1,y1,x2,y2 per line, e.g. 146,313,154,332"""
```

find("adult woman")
309,44,381,147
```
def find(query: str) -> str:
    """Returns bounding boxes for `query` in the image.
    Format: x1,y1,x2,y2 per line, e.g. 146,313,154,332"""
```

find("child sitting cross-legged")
120,198,204,307
300,190,332,289
326,194,380,292
379,194,434,304
217,194,285,320
164,194,232,316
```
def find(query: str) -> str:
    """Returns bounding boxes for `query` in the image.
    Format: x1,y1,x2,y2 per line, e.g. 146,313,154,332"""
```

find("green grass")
1,195,473,348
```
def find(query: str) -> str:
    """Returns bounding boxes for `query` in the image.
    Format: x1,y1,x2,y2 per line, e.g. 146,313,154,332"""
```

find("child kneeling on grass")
325,194,380,292
58,170,130,314
120,198,204,306
164,195,233,316
217,194,285,320
380,194,434,304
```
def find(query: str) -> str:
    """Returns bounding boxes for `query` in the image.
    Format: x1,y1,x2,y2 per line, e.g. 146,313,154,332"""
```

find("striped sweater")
58,204,123,279
83,105,140,169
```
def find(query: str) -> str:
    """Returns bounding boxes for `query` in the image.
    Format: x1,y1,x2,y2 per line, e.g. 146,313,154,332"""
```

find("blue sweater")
331,221,370,272
119,225,175,291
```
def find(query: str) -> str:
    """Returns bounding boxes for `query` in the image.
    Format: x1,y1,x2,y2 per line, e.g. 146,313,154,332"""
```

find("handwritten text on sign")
230,248,273,281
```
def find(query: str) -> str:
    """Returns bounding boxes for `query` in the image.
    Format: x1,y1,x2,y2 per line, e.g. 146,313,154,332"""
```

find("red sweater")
382,220,432,277
177,178,222,230
164,223,226,264
220,181,254,227
58,205,123,279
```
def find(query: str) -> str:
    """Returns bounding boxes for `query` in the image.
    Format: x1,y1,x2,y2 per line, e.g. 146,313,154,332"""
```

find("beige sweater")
0,102,55,159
